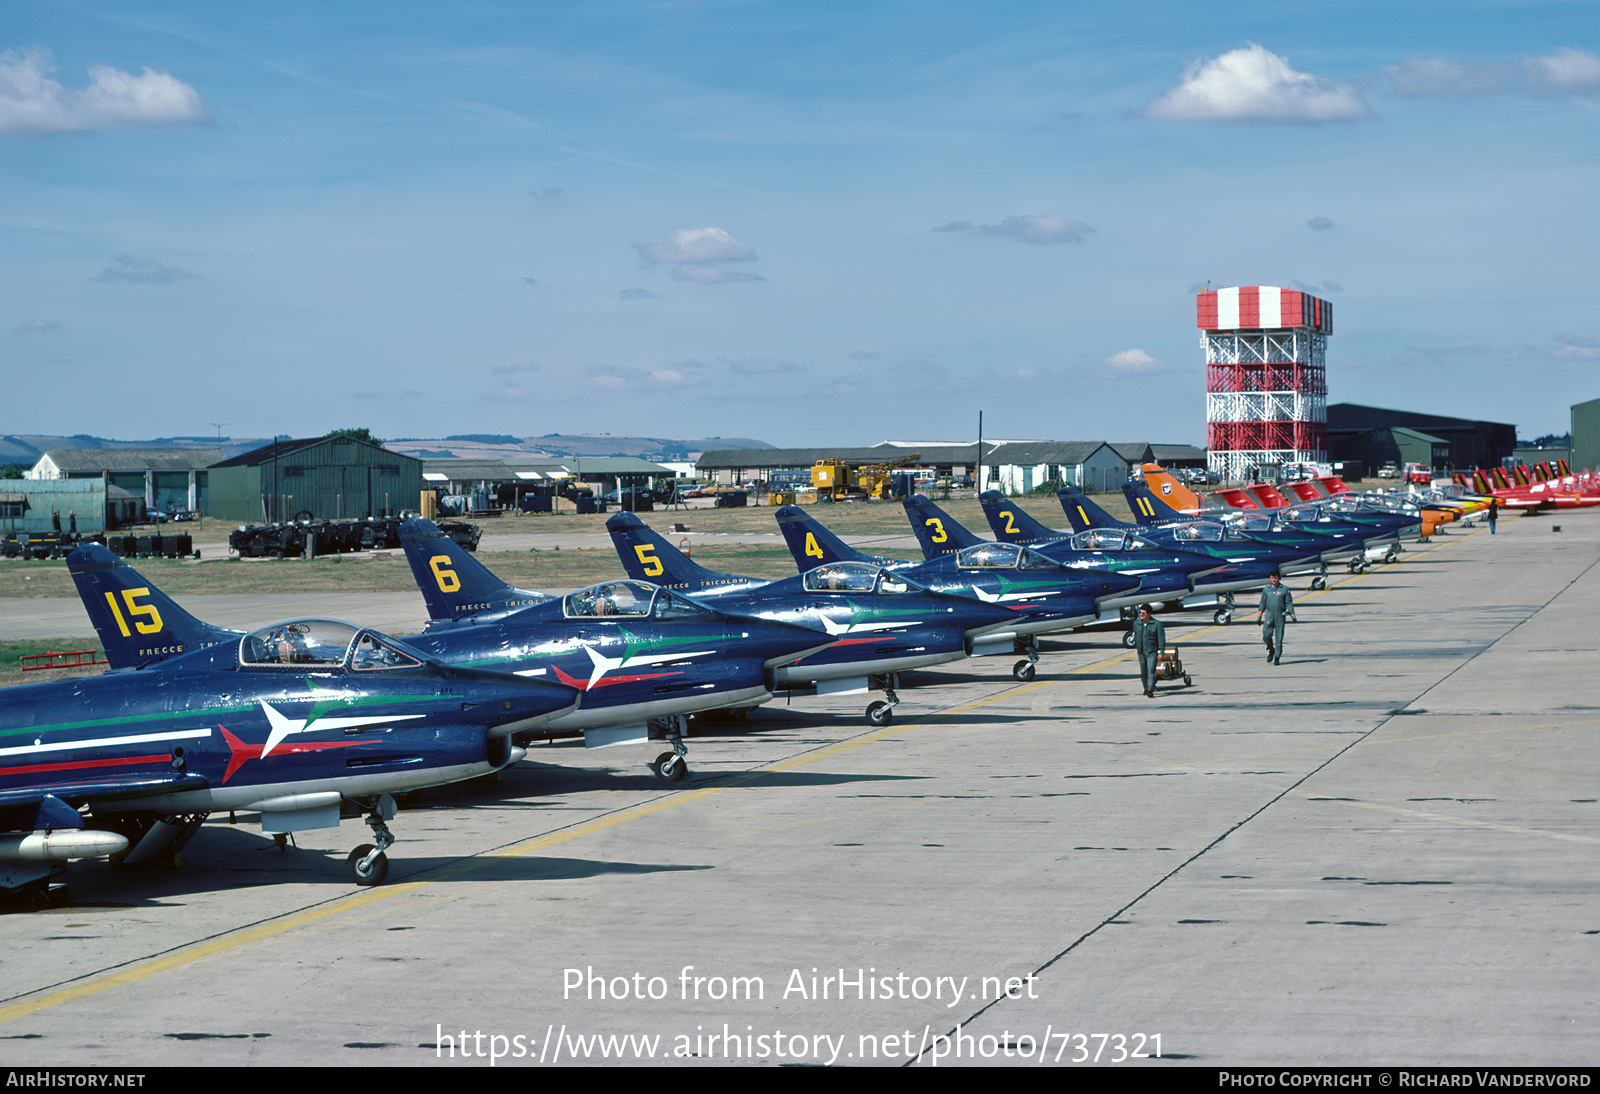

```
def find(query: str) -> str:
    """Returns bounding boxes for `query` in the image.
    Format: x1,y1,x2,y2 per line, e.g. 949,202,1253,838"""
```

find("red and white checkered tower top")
1196,286,1332,482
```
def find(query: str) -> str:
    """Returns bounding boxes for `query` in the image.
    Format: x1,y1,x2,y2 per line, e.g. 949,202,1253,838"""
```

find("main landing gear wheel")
1122,629,1137,649
866,701,893,727
652,752,688,782
1213,608,1233,625
347,844,389,887
1183,674,1193,687
1012,660,1036,682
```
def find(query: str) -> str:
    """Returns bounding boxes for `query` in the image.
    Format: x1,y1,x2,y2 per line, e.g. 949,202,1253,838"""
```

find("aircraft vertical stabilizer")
398,518,549,623
1123,480,1195,526
67,545,239,668
1055,486,1124,533
1138,464,1203,514
605,512,760,592
978,491,1069,544
774,506,886,570
901,495,985,559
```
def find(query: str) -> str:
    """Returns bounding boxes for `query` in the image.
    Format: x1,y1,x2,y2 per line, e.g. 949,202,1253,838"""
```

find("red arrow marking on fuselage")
549,665,682,691
219,725,365,784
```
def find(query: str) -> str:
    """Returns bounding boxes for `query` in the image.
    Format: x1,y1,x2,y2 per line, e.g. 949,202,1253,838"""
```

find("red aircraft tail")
1245,484,1289,508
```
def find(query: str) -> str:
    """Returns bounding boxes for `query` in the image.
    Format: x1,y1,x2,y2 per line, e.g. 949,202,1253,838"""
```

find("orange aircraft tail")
1138,464,1203,514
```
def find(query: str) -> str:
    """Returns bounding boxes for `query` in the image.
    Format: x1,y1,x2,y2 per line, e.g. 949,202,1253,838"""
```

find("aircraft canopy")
240,620,426,672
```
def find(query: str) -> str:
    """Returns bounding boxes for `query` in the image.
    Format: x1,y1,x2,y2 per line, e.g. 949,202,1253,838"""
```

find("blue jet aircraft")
0,611,580,904
606,511,1018,725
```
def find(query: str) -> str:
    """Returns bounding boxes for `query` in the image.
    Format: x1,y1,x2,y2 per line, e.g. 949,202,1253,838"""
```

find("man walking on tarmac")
1258,570,1295,665
1487,499,1498,534
1131,604,1166,697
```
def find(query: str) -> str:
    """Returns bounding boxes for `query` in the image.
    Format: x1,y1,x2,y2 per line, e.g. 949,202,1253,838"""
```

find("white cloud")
1107,348,1163,375
671,266,765,283
1146,44,1370,123
1306,216,1335,231
1385,57,1514,96
635,227,757,265
1525,48,1600,95
982,214,1093,245
1551,334,1600,361
581,363,707,391
490,362,541,375
93,255,198,283
634,226,763,285
0,48,209,135
14,318,63,334
620,288,657,300
936,214,1093,245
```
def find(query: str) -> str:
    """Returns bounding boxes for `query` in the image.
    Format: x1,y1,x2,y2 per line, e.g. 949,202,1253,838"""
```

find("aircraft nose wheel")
652,752,688,782
1012,660,1036,682
1213,608,1233,625
865,672,902,726
347,795,396,886
1121,629,1137,648
650,720,691,782
1310,576,1327,591
346,844,389,887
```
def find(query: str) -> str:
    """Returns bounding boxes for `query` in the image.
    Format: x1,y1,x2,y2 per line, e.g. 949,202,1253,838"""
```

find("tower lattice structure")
1198,286,1332,483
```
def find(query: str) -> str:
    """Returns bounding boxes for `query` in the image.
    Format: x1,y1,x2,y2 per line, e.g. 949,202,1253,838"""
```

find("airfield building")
207,436,423,523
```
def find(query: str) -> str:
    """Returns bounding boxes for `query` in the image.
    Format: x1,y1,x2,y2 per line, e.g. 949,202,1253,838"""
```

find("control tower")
1197,286,1332,483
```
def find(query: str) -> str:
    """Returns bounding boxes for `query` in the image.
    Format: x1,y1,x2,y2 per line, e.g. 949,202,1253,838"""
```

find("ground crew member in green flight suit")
1130,604,1166,697
1258,570,1295,665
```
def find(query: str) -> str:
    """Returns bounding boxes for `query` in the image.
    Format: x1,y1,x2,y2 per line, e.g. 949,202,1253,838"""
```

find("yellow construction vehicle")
811,459,856,501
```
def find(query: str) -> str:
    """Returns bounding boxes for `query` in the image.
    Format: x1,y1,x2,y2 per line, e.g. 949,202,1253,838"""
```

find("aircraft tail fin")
1138,464,1203,513
399,518,547,622
1055,485,1123,533
1122,480,1192,526
1214,488,1258,509
1286,482,1322,502
606,511,754,590
66,544,238,669
774,505,883,570
1247,484,1289,508
978,491,1066,543
901,494,983,559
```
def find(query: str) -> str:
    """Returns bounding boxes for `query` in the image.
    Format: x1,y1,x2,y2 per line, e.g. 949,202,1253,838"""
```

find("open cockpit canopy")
240,620,427,672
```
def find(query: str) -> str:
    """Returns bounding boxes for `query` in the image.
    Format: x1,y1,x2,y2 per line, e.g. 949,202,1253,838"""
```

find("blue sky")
2,1,1597,447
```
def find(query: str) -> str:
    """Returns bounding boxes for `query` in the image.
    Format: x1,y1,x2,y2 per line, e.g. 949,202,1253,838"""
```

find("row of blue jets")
3,480,1399,904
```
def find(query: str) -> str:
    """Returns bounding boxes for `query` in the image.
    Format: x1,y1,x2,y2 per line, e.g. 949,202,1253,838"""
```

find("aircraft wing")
0,770,210,810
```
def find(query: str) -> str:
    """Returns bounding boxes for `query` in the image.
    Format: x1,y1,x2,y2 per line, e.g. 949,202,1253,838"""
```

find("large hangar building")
1326,404,1515,473
208,436,423,523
